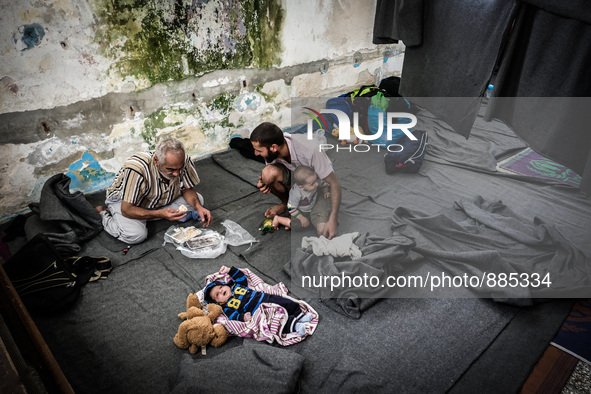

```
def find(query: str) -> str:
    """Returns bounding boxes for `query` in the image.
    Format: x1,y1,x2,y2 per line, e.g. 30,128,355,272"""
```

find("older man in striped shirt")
96,137,211,244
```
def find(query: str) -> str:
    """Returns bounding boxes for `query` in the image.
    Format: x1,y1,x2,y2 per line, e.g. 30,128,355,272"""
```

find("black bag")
384,130,429,174
2,234,106,313
229,137,265,163
378,76,422,114
378,76,402,97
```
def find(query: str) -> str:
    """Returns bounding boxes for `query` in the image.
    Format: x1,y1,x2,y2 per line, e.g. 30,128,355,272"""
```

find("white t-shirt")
288,184,318,214
287,178,328,215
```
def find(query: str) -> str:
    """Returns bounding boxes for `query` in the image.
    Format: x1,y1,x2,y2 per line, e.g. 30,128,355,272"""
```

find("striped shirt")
106,151,200,209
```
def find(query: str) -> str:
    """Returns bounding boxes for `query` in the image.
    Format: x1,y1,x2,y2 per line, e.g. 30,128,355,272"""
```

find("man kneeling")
96,137,211,244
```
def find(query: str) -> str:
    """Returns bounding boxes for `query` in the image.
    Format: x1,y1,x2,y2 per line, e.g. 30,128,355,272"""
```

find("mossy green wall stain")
255,83,275,104
93,0,284,86
242,0,284,68
208,92,236,115
142,108,174,149
202,93,237,129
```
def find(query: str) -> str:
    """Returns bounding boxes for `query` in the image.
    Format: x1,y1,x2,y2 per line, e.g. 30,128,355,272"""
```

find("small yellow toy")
259,218,274,235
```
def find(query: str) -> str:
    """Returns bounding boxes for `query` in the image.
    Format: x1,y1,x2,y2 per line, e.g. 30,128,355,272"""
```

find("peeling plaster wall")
0,0,404,223
1,0,111,112
280,0,379,67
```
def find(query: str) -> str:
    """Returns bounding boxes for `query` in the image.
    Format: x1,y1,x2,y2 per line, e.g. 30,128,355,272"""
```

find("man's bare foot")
273,215,291,230
265,203,287,218
95,206,105,213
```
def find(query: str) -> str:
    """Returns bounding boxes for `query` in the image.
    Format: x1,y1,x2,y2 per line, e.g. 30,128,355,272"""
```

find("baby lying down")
202,266,317,344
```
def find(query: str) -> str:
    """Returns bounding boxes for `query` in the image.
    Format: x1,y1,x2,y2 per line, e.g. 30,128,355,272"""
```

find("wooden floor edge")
520,343,579,394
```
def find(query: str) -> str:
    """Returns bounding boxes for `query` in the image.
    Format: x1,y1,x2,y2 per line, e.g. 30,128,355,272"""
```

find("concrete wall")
0,0,404,223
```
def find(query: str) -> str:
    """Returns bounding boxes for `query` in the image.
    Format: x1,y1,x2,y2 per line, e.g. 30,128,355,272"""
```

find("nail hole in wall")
41,122,50,134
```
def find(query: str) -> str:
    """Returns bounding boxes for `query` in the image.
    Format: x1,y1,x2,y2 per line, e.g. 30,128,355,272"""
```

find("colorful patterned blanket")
196,268,318,346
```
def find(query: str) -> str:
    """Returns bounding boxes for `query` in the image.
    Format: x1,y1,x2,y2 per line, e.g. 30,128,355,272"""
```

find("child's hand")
219,266,230,274
298,215,310,228
257,176,271,194
244,312,252,322
324,190,331,199
272,215,282,230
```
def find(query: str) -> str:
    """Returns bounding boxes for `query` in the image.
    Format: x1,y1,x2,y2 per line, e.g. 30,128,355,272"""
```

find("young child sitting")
272,165,331,235
204,265,313,335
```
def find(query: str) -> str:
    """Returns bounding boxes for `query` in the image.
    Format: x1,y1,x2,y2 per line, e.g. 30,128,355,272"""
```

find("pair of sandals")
64,256,113,283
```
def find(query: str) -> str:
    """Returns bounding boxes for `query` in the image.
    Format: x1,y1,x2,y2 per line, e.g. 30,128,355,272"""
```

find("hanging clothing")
372,0,423,46
485,2,591,193
373,0,591,193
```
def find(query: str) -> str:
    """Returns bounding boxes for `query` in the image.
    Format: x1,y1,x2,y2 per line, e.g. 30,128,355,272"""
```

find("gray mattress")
21,107,591,393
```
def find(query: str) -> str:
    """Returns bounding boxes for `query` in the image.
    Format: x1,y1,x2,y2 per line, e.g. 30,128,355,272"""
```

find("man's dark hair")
250,122,285,148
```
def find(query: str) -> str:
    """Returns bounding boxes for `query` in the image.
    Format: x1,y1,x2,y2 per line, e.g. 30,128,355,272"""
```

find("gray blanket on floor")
172,341,305,394
288,195,590,318
287,232,423,318
14,110,590,393
392,196,591,300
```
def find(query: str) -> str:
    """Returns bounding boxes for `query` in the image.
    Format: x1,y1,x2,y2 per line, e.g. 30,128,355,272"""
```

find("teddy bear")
173,293,228,355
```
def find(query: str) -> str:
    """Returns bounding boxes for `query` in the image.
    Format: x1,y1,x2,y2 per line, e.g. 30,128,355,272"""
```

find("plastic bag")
163,225,227,259
221,220,258,247
163,220,256,259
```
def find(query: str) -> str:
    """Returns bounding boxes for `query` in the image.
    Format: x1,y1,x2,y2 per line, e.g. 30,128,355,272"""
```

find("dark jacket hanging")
374,0,591,194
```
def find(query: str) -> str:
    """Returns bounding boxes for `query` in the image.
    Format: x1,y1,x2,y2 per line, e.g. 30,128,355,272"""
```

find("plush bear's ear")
186,293,201,310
